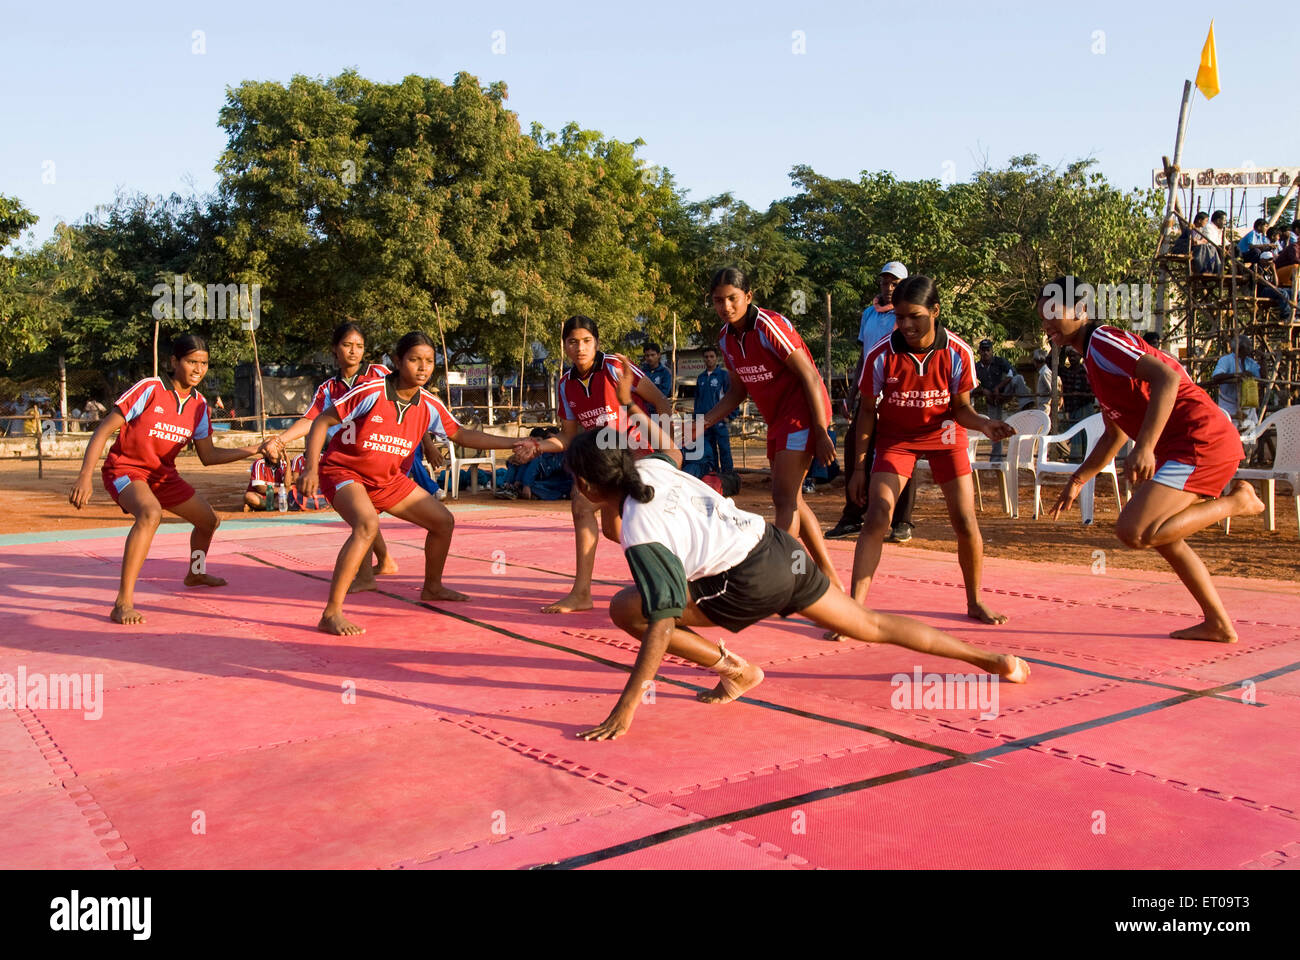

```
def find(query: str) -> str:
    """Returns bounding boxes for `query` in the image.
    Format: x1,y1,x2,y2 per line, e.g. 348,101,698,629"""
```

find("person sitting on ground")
244,451,297,511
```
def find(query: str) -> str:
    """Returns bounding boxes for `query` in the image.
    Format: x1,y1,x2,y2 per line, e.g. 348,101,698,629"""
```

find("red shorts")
102,465,196,512
1151,458,1239,498
766,416,815,463
319,465,418,514
872,444,971,485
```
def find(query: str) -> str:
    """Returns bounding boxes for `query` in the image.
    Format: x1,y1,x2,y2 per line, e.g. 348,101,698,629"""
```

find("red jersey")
718,305,828,426
320,376,460,486
103,377,211,476
860,326,978,449
1083,325,1242,464
249,454,304,489
558,353,645,432
304,363,390,420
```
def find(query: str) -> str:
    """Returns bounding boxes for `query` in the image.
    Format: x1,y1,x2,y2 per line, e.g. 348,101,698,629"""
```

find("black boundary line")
238,552,966,758
415,543,1262,708
234,550,1295,869
534,659,1300,869
1019,656,1265,707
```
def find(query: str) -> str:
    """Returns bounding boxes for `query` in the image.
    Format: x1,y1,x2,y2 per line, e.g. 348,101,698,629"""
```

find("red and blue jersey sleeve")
755,310,804,362
423,393,461,441
331,381,382,425
861,341,890,397
949,340,977,397
1088,327,1148,379
114,379,160,424
304,381,335,420
192,396,211,441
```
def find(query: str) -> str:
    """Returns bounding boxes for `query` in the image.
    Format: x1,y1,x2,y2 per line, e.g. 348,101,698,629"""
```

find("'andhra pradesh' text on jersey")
558,353,645,431
718,305,826,425
320,377,460,485
1083,326,1242,463
861,326,977,449
621,455,766,622
104,378,211,476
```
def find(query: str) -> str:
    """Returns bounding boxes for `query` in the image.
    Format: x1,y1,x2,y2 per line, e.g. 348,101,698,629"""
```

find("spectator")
1188,211,1221,274
692,346,735,476
1276,228,1300,288
1031,348,1058,417
1059,350,1095,461
974,339,1015,459
1238,218,1274,264
1203,210,1227,248
1212,336,1262,430
640,343,673,399
244,453,296,511
825,260,917,542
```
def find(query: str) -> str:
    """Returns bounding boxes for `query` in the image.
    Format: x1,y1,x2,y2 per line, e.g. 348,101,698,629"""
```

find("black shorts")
689,524,831,633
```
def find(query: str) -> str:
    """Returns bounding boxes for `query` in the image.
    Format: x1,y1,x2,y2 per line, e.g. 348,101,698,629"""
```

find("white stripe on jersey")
755,308,798,355
1092,327,1145,361
948,330,979,390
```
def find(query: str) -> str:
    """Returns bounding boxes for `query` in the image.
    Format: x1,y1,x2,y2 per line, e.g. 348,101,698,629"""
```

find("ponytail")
565,428,655,503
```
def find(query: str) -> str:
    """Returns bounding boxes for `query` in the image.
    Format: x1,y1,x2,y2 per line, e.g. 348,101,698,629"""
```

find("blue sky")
3,0,1296,246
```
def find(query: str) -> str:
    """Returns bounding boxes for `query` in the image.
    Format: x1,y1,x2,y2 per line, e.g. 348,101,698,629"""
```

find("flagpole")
1155,79,1194,344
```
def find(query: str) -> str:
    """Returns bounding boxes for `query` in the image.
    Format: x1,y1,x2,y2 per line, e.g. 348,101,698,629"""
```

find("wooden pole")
433,302,453,394
58,353,68,435
1048,344,1061,434
671,312,678,405
1266,183,1299,228
1155,81,1195,342
152,320,160,378
823,292,833,397
33,404,43,479
519,309,529,421
250,327,266,439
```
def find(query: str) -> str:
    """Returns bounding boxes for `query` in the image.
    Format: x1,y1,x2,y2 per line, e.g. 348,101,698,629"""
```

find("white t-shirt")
620,455,766,620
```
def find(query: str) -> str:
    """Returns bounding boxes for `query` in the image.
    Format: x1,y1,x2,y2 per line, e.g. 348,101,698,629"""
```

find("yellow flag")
1196,21,1220,99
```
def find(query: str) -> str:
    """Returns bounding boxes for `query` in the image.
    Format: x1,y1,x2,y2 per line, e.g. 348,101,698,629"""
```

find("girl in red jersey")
1037,276,1264,643
297,331,524,636
847,277,1016,624
68,336,261,625
262,322,397,590
695,267,845,594
519,315,671,614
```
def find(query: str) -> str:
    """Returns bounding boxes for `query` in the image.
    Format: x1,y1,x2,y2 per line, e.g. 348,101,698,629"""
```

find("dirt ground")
5,450,1296,581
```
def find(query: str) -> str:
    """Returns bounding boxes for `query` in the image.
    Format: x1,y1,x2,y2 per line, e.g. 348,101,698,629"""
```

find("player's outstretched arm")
783,349,835,465
194,434,260,467
954,392,1015,440
1049,419,1128,519
69,410,126,509
578,618,674,741
1127,356,1181,485
297,412,339,497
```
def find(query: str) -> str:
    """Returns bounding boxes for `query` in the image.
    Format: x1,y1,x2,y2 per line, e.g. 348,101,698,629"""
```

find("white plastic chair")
970,408,1050,517
1224,405,1300,535
1033,413,1123,525
441,441,497,499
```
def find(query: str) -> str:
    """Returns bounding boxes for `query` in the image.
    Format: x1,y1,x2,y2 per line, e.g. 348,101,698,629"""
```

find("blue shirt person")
691,346,734,474
641,343,673,399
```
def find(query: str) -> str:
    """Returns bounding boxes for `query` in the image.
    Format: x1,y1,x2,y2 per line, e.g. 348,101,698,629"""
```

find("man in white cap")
826,261,917,542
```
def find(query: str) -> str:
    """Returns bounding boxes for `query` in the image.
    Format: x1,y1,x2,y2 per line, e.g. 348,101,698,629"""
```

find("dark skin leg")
937,472,1007,624
384,488,468,603
319,483,380,636
110,482,164,624
771,448,845,593
1115,479,1264,642
542,489,598,613
169,495,227,589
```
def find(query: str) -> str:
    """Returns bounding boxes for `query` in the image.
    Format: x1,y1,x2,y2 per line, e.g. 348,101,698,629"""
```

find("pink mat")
2,509,1296,869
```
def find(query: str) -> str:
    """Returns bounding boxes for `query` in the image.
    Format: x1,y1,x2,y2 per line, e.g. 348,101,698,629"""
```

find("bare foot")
1227,479,1265,518
1170,620,1238,643
540,592,593,614
967,601,1009,625
110,603,145,625
373,556,399,576
319,612,365,635
821,628,848,642
698,662,765,704
348,574,378,594
999,655,1031,683
421,585,470,602
184,573,228,587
